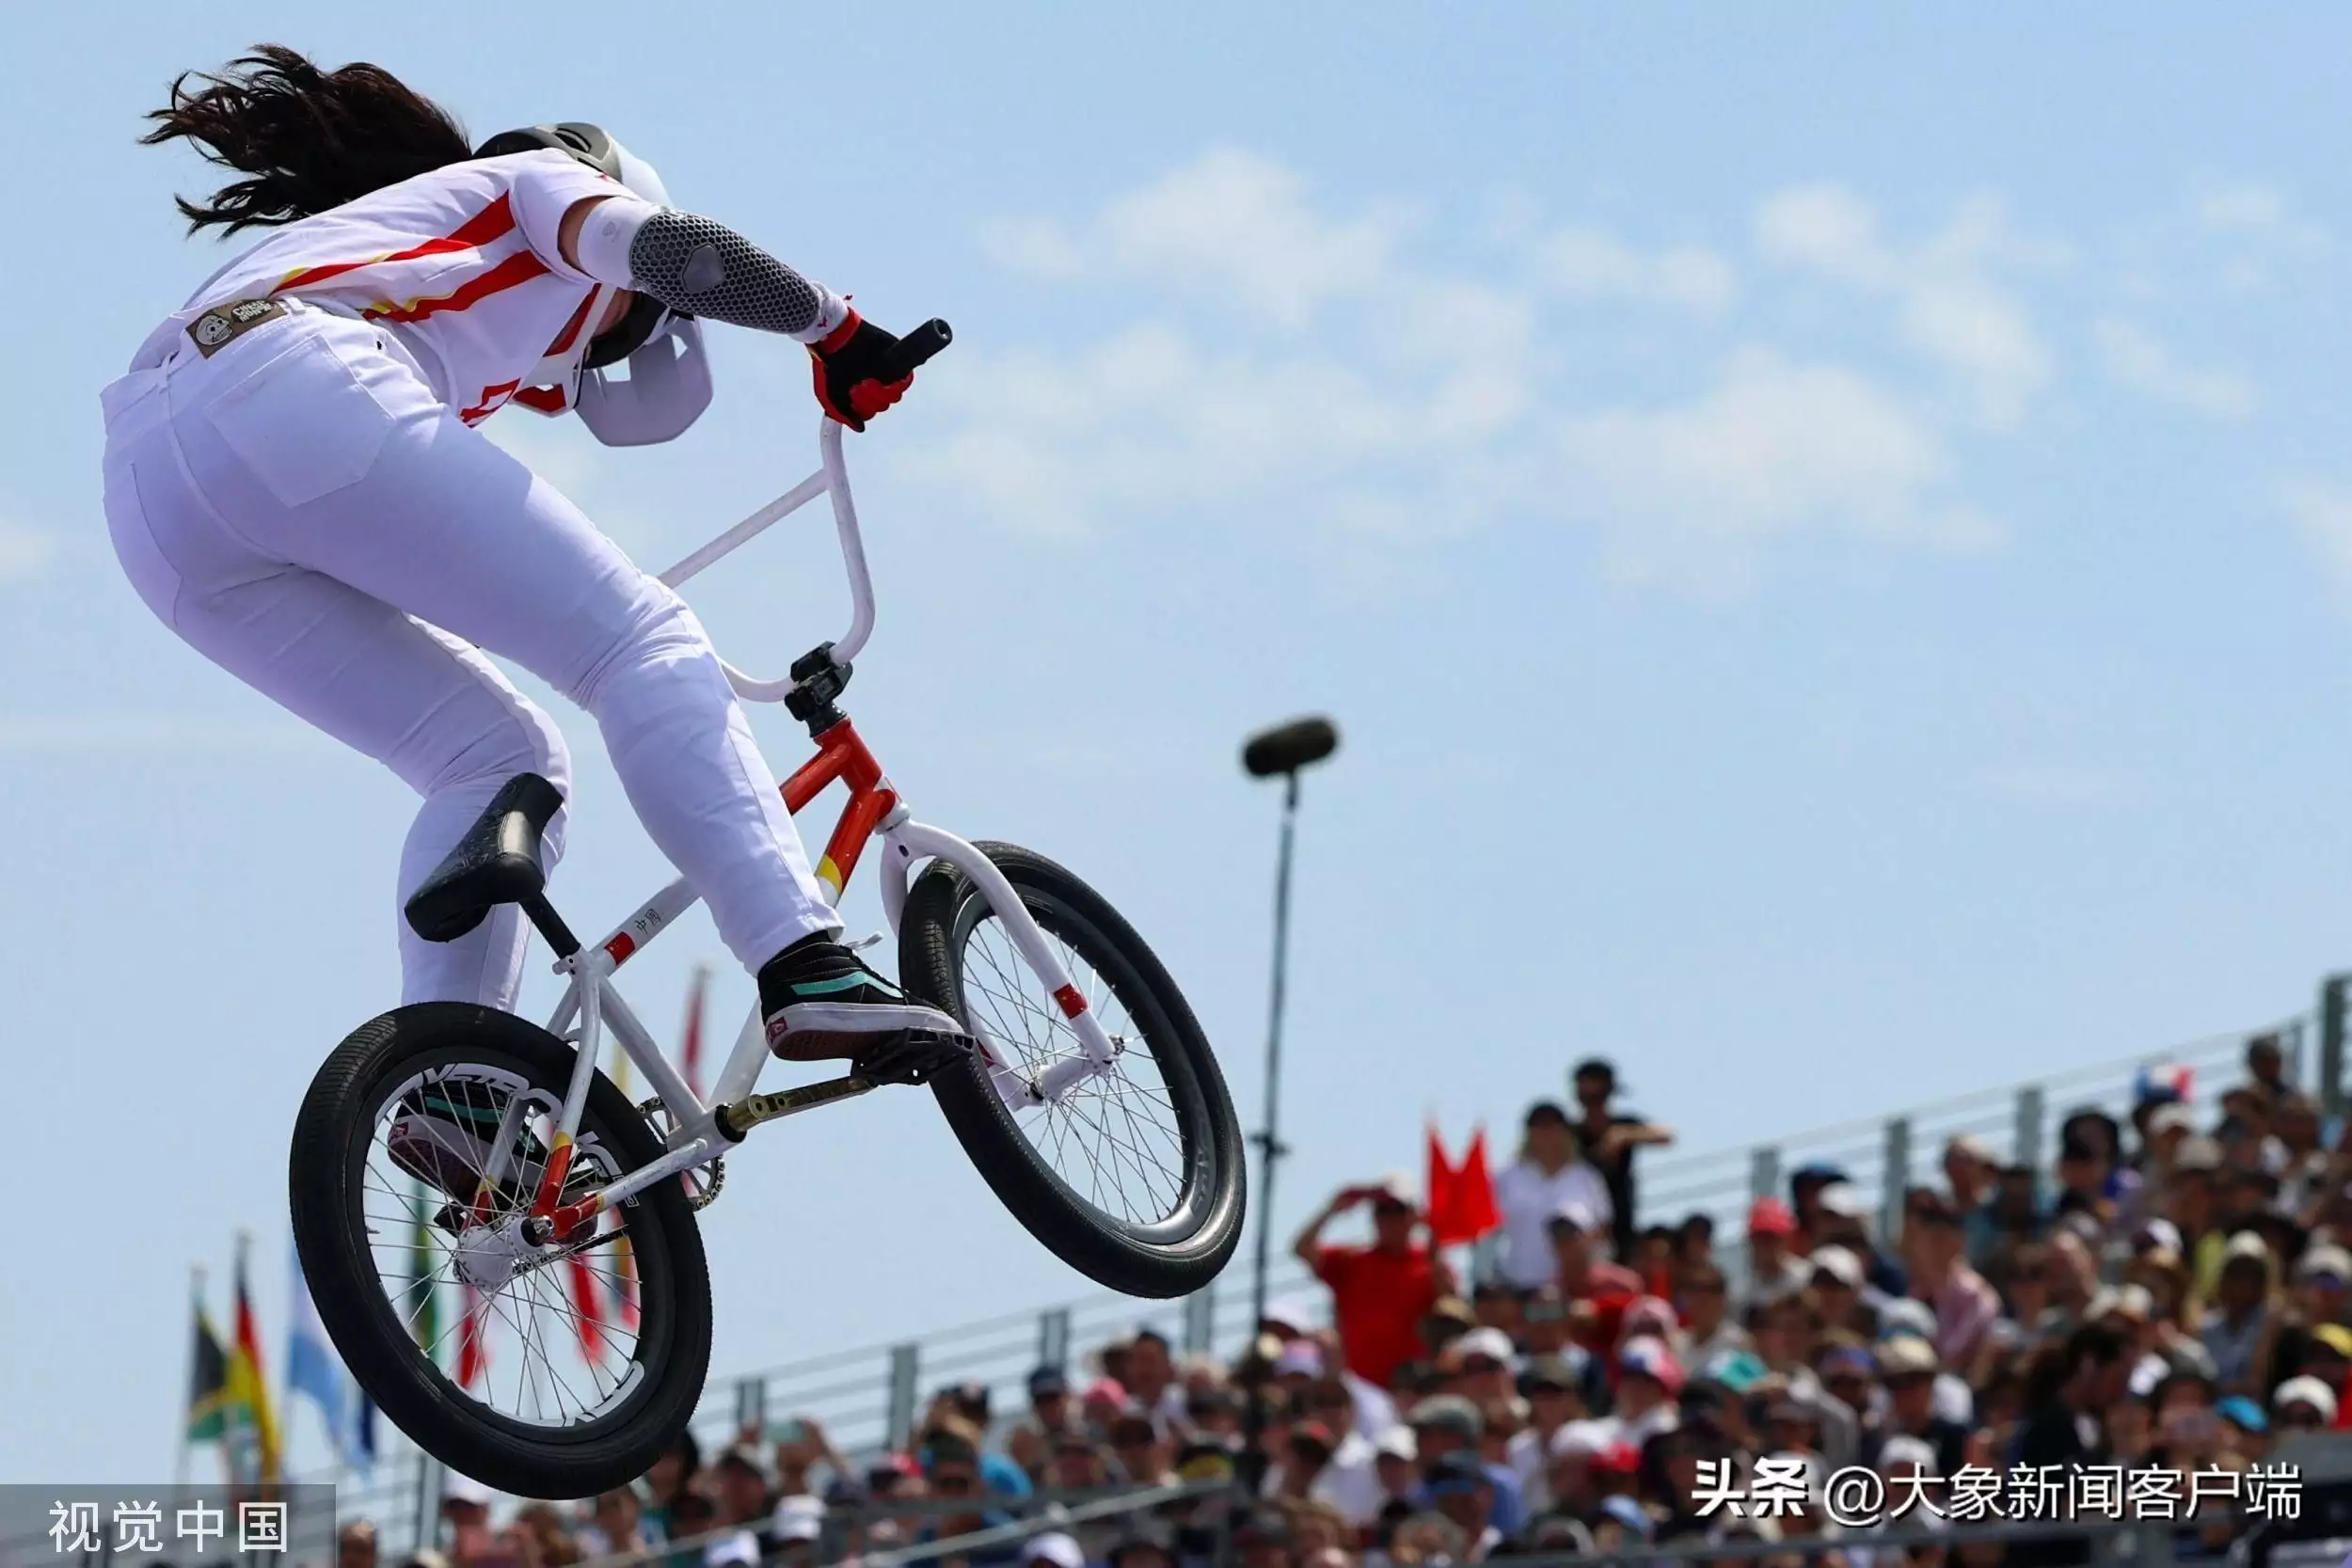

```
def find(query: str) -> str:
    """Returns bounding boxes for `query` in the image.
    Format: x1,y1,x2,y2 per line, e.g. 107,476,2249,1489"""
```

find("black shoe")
758,934,968,1084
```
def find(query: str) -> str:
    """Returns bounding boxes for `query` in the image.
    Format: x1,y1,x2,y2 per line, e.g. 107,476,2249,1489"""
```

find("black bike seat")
404,773,566,942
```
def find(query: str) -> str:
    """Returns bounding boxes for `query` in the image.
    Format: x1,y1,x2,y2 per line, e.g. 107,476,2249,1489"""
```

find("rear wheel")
899,842,1245,1297
289,1003,711,1497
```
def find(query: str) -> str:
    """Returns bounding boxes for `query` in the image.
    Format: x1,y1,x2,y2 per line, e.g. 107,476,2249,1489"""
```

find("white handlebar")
655,420,876,703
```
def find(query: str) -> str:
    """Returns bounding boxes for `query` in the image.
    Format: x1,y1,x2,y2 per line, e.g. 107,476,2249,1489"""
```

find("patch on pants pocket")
202,330,394,507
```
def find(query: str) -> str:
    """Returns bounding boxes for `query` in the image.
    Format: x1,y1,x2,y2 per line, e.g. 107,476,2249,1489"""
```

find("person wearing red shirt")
1295,1174,1457,1388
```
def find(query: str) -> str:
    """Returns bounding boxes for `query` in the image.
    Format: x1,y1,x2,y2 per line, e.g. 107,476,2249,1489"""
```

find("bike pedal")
854,1029,971,1086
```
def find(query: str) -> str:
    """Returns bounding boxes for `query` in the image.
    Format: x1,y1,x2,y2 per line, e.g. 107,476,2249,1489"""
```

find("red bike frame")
779,718,898,903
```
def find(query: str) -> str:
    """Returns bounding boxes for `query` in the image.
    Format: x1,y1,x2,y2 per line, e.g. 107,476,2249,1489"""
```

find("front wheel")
900,842,1245,1297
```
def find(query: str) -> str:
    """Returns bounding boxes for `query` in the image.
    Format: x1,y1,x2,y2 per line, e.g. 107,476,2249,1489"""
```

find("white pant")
99,302,838,1009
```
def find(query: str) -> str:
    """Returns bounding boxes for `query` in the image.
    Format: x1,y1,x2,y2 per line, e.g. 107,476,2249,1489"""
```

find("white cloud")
1550,347,2001,598
943,153,2021,600
2093,319,2257,420
1755,183,2057,429
2191,182,2331,293
976,147,1408,332
2194,182,2329,251
914,318,1518,542
0,519,56,582
1534,229,1737,315
2195,183,2291,233
1756,184,1887,284
2281,478,2352,614
974,215,1089,279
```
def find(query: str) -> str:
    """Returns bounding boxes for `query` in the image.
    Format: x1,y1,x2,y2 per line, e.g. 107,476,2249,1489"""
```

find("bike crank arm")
715,1075,879,1138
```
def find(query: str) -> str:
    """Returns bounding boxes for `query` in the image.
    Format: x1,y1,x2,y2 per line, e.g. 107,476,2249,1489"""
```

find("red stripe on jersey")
272,194,522,294
362,250,552,325
460,380,522,425
545,288,599,356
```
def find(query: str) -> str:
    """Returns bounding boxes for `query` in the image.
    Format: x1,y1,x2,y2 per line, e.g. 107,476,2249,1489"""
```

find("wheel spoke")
954,895,1197,1231
333,1057,665,1434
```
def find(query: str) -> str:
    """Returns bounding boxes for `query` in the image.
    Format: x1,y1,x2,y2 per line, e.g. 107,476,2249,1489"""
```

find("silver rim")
959,918,1191,1227
360,1063,647,1430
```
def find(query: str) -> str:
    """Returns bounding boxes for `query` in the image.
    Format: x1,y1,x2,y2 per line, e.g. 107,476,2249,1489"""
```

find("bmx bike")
288,324,1246,1497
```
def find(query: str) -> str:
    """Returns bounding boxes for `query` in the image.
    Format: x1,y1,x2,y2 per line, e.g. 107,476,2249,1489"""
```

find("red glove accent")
809,309,914,432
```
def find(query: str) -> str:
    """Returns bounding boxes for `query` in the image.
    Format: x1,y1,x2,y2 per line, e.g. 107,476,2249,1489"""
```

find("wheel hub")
453,1215,537,1290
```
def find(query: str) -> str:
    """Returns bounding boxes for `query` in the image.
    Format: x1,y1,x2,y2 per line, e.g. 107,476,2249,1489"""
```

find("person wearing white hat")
2201,1232,2276,1395
1272,1339,1327,1383
2275,1374,2339,1429
1443,1327,1521,1402
1024,1532,1088,1568
770,1497,827,1567
1815,1183,1910,1302
1259,1298,1321,1340
2275,1092,2330,1213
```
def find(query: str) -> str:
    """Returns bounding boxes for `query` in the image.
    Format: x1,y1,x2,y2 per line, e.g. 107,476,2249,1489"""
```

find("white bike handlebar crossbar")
655,419,876,703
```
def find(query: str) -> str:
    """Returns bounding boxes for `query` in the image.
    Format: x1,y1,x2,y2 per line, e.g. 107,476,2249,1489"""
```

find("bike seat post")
521,893,582,960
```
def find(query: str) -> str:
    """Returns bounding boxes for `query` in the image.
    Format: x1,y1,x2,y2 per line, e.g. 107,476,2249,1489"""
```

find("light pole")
1238,715,1338,1478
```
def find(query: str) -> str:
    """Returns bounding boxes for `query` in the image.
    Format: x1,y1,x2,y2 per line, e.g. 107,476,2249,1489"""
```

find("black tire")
289,1003,711,1498
901,842,1245,1297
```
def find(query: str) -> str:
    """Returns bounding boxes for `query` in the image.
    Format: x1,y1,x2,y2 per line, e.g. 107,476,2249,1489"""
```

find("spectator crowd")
354,1037,2350,1568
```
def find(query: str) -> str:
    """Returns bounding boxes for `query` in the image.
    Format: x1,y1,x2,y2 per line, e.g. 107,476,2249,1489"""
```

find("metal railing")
563,1480,1237,1568
325,986,2348,1557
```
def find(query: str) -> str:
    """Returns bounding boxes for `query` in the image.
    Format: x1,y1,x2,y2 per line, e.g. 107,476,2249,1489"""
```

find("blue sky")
6,2,2352,1481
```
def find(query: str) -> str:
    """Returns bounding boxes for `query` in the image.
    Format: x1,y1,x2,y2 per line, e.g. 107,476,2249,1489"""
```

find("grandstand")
311,989,2336,1560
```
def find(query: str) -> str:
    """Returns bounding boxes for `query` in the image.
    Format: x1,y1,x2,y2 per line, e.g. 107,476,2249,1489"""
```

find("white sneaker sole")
765,998,965,1050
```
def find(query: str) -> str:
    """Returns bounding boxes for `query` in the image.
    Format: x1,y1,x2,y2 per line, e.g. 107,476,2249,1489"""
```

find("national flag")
2133,1063,2196,1107
351,1388,378,1475
185,1281,232,1446
456,1282,488,1390
227,1237,283,1483
611,1222,642,1335
565,1253,608,1361
609,1029,641,1333
288,1241,366,1469
406,1180,440,1358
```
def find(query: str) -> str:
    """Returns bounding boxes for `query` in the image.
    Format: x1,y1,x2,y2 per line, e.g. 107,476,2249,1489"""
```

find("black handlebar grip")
877,319,953,381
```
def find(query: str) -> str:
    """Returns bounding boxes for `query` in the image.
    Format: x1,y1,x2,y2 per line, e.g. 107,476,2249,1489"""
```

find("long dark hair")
141,44,470,235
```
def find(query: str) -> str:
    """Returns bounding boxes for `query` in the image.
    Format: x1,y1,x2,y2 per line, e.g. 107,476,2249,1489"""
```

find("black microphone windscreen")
1242,717,1340,777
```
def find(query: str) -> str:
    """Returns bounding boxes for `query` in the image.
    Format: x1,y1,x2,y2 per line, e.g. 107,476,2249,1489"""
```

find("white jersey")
145,150,624,424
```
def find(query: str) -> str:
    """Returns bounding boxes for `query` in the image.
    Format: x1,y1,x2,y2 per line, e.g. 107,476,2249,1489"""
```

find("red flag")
1425,1125,1459,1242
456,1283,487,1389
1453,1128,1502,1239
1426,1124,1502,1246
612,1230,642,1334
681,964,708,1100
565,1253,607,1361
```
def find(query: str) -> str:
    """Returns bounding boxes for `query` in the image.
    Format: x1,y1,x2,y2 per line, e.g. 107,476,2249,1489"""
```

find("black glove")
808,309,912,433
